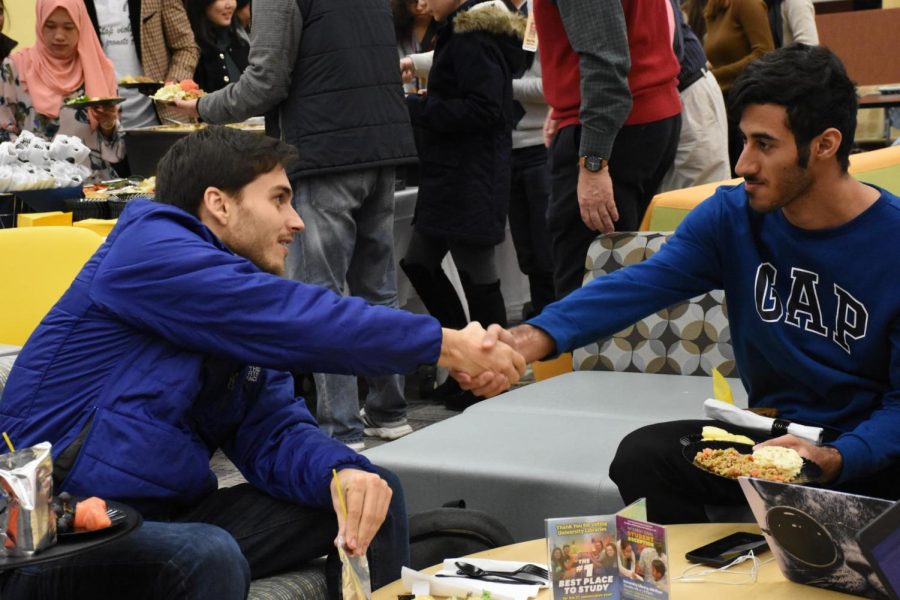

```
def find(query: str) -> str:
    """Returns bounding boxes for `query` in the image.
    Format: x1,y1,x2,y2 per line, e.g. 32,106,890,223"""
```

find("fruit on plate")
51,492,112,533
151,79,206,102
701,425,755,445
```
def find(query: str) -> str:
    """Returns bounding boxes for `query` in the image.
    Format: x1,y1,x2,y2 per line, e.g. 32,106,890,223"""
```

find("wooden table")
374,523,856,599
859,93,900,110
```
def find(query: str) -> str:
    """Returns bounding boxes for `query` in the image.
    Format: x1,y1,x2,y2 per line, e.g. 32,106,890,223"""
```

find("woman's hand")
89,105,119,136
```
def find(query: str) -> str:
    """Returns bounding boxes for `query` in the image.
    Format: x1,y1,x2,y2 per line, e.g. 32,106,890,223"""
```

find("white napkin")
703,399,823,443
400,557,547,600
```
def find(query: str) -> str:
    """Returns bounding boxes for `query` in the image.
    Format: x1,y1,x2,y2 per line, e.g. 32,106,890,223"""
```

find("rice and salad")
693,426,805,482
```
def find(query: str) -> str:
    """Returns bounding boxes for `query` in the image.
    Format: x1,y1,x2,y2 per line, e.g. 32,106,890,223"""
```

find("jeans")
0,522,251,600
0,467,410,600
286,167,406,442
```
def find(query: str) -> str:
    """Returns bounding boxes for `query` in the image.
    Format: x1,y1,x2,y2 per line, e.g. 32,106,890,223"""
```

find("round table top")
373,522,857,599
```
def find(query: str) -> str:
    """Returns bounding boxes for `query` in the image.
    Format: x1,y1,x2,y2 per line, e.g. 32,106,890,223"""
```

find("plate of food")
118,75,164,95
63,95,126,108
51,493,132,541
149,79,206,104
680,426,822,484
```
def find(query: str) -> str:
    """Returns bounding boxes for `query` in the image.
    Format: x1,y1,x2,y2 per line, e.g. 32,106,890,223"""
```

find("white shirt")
94,0,158,129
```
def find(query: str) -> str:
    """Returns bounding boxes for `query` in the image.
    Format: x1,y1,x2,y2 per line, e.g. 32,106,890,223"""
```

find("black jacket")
406,0,526,246
194,32,249,93
0,34,17,63
277,0,417,177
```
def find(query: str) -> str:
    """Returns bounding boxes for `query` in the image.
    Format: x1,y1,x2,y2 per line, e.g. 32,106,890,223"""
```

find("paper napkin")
704,398,823,443
400,557,547,600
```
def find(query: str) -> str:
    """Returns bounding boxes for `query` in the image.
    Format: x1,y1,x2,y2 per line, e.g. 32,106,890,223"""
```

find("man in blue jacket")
463,45,900,524
0,127,523,598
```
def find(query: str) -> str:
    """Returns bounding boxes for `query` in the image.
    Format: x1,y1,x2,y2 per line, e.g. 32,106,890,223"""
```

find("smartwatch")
579,155,609,172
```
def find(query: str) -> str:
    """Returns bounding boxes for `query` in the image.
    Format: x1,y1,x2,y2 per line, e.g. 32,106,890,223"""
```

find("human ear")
813,128,842,162
199,186,229,226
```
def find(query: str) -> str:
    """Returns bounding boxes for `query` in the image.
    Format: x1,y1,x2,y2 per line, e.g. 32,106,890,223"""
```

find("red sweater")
535,0,681,130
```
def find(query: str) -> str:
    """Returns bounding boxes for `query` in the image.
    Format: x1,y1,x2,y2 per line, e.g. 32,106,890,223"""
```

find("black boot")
527,272,556,317
459,273,508,328
400,260,468,329
433,377,482,411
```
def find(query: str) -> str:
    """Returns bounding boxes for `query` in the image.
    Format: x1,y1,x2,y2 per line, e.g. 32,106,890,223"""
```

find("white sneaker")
360,409,414,440
345,440,366,452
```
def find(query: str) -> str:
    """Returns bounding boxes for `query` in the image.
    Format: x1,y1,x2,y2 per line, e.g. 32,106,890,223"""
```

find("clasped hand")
440,322,525,398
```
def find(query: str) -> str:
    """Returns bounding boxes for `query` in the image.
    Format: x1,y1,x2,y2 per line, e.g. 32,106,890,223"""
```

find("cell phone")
685,531,768,566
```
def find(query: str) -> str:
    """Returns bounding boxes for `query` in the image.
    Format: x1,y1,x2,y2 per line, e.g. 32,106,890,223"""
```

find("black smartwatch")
579,155,609,172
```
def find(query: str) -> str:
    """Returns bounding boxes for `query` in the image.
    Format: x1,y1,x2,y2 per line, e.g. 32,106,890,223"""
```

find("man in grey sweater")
176,0,418,451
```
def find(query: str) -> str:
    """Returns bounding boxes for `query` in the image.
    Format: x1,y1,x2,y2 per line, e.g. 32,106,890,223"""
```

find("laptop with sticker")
739,477,894,598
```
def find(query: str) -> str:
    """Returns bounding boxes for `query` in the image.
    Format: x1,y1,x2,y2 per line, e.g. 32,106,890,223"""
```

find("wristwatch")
579,155,609,172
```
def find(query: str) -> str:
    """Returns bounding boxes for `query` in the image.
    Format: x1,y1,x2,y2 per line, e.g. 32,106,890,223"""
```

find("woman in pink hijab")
0,0,125,180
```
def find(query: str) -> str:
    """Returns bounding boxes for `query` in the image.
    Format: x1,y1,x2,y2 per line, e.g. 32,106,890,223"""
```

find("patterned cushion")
573,232,737,377
248,560,328,600
0,353,18,400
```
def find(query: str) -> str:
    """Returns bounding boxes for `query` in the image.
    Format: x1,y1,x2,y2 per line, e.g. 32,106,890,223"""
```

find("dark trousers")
508,144,556,316
547,116,681,298
1,467,408,600
609,419,900,525
177,466,408,597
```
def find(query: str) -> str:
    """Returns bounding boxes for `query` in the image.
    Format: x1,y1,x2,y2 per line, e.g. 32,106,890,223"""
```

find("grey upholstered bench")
364,231,748,541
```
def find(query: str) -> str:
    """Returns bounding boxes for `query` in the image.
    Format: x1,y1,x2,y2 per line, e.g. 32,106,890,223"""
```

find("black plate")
119,80,164,95
680,434,822,484
63,97,126,108
0,500,141,571
57,502,129,542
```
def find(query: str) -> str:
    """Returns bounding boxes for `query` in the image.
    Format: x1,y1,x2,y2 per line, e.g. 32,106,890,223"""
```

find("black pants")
547,116,681,298
507,144,556,315
610,420,900,525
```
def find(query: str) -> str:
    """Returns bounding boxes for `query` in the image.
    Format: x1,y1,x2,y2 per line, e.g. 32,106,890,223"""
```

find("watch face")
582,155,606,172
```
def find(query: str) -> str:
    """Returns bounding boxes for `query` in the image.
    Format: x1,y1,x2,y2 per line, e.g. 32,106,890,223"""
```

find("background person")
400,0,525,411
184,0,249,93
83,0,199,130
781,0,819,46
0,0,16,62
172,0,420,451
0,0,124,181
702,0,774,172
533,0,682,299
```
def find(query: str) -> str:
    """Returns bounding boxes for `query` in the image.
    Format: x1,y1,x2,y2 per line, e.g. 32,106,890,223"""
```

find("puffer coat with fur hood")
406,0,526,246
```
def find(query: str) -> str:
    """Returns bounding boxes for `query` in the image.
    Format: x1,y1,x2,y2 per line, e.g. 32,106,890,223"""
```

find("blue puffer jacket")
0,200,442,517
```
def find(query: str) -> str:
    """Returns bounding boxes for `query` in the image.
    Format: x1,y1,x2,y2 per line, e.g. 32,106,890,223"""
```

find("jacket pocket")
62,408,211,501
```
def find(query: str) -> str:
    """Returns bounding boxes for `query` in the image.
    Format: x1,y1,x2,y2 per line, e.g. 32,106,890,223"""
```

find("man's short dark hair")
156,126,299,217
728,44,857,172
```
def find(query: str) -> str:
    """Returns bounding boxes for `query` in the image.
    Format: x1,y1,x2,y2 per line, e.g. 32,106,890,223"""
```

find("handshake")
438,322,556,398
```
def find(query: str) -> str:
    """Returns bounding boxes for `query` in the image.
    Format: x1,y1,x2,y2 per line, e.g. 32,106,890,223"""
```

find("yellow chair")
74,218,118,237
17,211,73,227
639,145,900,231
0,227,103,346
639,178,740,231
